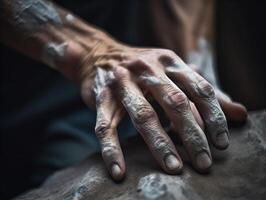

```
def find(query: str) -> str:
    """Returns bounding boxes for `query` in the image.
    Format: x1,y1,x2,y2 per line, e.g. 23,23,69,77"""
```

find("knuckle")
132,58,155,74
101,142,119,158
95,120,111,139
209,111,226,125
206,110,228,132
196,80,215,99
134,104,156,124
164,90,189,112
153,136,171,152
113,66,130,79
183,127,208,152
134,58,151,69
158,50,176,66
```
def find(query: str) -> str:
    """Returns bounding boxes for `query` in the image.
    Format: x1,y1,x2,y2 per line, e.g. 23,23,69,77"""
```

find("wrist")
54,29,120,82
35,10,121,82
0,0,122,82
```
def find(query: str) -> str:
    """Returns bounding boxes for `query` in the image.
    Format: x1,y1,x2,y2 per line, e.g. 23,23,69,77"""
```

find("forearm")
0,0,115,79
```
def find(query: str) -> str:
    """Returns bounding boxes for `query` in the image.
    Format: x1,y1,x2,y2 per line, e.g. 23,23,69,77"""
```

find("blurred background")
135,0,266,110
216,0,266,110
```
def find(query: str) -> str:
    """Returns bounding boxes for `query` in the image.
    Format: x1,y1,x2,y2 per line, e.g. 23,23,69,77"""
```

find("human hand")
0,0,247,182
68,36,247,181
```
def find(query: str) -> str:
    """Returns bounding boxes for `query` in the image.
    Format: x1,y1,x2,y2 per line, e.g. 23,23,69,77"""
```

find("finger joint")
164,90,189,113
95,120,112,139
196,80,215,99
134,104,157,124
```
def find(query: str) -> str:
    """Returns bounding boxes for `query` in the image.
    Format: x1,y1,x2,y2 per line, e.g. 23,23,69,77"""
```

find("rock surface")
15,111,266,200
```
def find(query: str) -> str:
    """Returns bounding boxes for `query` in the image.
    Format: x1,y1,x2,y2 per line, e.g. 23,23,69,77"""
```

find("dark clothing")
1,1,139,199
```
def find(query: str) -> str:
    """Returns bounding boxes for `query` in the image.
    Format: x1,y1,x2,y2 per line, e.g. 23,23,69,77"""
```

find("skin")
0,0,247,181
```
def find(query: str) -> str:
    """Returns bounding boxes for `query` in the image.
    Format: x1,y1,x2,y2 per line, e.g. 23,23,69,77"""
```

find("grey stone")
14,111,266,200
137,174,202,200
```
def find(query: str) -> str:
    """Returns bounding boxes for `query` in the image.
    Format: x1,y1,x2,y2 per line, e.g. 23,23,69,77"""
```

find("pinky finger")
215,90,247,122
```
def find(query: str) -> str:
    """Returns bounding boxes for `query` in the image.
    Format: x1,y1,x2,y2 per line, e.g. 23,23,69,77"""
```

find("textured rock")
137,174,202,200
15,111,266,200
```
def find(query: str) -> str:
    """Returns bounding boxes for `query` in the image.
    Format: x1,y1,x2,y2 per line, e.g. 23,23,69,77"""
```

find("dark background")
216,0,266,110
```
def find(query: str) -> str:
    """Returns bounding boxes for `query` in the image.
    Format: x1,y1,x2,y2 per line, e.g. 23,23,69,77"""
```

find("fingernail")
165,154,181,172
111,164,122,178
196,152,212,170
216,132,229,148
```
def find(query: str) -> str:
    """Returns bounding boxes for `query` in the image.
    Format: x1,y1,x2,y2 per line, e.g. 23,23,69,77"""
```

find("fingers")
139,73,212,172
94,68,125,181
166,65,230,150
215,90,247,122
113,66,183,174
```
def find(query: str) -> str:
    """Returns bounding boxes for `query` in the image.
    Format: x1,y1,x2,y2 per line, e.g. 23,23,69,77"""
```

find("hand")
0,0,247,182
69,36,247,181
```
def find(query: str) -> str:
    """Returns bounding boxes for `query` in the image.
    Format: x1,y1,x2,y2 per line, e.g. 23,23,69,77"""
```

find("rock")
137,174,202,200
14,111,266,200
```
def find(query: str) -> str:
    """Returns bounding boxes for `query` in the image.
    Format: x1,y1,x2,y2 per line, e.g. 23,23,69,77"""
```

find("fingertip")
110,163,125,181
164,154,183,174
215,132,229,150
233,102,248,120
217,91,248,122
195,152,212,172
101,144,126,181
224,101,248,122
